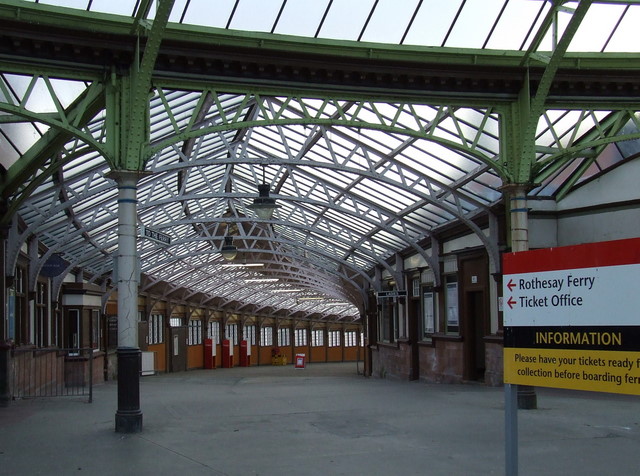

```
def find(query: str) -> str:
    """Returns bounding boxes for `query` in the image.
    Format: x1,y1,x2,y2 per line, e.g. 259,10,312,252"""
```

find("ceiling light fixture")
220,236,238,261
248,165,280,220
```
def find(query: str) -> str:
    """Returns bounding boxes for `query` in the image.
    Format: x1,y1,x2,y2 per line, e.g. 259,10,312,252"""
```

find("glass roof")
28,0,640,53
2,0,640,323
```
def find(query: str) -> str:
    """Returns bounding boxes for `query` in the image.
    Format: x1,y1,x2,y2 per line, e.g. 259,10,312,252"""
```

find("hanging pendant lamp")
220,236,238,261
248,166,280,220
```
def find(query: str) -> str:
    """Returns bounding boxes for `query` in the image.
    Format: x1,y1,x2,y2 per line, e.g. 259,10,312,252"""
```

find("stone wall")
371,342,412,380
419,338,464,383
484,337,504,387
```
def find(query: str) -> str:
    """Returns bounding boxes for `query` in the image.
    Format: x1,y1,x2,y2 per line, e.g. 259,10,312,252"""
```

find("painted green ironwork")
114,0,175,172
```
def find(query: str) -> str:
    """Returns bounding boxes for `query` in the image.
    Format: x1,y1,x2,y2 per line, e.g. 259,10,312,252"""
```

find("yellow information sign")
503,238,640,395
504,348,640,395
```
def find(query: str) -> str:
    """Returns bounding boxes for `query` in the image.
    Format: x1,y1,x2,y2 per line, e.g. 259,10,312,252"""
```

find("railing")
10,347,94,402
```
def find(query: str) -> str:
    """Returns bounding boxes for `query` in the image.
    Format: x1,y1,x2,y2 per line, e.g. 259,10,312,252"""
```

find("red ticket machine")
221,339,232,368
239,340,250,367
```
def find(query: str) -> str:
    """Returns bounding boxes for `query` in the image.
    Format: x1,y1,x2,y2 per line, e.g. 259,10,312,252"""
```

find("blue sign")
41,254,69,277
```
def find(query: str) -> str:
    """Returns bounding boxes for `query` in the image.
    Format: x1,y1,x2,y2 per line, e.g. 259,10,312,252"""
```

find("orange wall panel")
148,343,166,373
327,347,342,362
344,347,358,361
259,347,272,364
310,346,326,363
187,345,204,370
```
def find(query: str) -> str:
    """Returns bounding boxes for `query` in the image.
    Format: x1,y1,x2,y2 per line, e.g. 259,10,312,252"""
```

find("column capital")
105,170,153,183
499,182,534,195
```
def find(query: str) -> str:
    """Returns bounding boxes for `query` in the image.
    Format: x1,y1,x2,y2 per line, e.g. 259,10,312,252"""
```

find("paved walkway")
1,362,639,475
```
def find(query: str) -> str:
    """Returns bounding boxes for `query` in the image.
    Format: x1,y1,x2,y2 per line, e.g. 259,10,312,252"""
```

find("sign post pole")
505,383,518,476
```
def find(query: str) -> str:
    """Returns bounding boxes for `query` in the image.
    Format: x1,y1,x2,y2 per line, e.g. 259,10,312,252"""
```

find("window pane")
423,290,435,337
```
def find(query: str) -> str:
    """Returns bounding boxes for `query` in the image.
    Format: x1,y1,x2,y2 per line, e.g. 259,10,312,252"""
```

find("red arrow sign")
507,297,517,309
507,279,516,292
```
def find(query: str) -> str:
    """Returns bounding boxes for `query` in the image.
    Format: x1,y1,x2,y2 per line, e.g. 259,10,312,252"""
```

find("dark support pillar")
0,342,11,407
115,347,142,433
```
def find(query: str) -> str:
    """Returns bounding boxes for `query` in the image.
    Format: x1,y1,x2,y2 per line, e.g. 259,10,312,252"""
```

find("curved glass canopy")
2,0,640,323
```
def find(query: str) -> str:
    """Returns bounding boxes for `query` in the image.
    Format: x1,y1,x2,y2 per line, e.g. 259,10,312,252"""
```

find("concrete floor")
1,362,639,475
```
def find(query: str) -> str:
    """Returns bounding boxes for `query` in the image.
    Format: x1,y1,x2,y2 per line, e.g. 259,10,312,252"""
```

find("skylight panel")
301,163,357,190
568,3,628,53
313,0,376,41
63,153,106,180
38,0,88,10
90,0,141,16
530,158,582,197
3,74,86,114
374,228,411,249
322,208,372,236
483,0,548,51
355,177,414,209
404,210,439,229
440,0,504,49
229,0,283,33
602,5,640,52
460,180,500,205
357,0,421,44
0,123,38,168
178,0,235,27
270,0,331,38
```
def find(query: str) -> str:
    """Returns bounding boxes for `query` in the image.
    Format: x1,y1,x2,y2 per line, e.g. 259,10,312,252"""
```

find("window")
68,309,80,352
9,266,27,343
188,319,202,345
378,298,398,343
294,328,307,346
344,330,357,347
360,331,365,347
35,281,48,347
422,287,436,338
208,321,220,344
311,329,324,347
243,324,256,345
170,317,184,327
328,330,341,347
278,327,290,346
226,323,238,345
149,314,164,344
91,309,101,349
260,326,273,346
445,276,459,334
412,278,420,297
53,304,62,348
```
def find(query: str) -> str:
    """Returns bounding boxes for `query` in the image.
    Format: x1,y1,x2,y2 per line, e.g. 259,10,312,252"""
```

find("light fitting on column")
220,236,238,261
248,166,280,220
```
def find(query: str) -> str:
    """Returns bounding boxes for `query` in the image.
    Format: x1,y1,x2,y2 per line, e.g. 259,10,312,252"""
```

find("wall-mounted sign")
503,237,640,395
140,226,171,245
377,290,407,299
41,253,69,277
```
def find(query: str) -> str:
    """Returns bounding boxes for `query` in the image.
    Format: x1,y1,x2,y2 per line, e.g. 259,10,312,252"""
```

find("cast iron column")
509,184,537,410
114,171,143,433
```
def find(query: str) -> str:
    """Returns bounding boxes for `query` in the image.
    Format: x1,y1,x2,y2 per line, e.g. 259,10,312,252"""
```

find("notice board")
503,237,640,395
